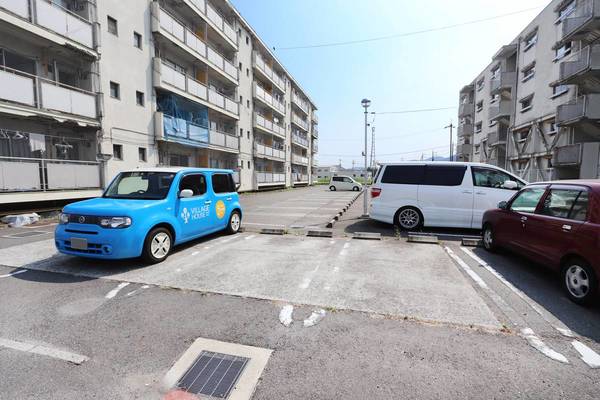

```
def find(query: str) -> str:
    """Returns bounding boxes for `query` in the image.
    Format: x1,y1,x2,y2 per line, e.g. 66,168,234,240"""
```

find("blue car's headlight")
59,213,70,224
99,217,132,229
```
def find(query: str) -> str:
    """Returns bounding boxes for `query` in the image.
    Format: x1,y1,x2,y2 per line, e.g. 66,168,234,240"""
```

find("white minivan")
329,175,363,191
369,162,527,230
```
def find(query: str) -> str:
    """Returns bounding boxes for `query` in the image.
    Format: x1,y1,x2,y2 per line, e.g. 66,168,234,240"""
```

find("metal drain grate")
6,231,50,238
177,351,249,399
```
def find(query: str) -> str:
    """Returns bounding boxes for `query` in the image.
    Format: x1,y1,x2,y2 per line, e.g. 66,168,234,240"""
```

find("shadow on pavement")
470,247,600,342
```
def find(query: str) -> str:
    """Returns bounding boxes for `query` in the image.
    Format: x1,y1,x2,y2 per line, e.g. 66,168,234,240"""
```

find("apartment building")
457,0,600,182
0,0,318,207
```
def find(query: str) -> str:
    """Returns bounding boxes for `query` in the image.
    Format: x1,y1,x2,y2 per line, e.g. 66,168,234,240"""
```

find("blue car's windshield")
103,172,176,200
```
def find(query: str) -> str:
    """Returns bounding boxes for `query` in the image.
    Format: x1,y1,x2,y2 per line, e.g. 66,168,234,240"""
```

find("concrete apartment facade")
0,0,318,207
457,0,600,182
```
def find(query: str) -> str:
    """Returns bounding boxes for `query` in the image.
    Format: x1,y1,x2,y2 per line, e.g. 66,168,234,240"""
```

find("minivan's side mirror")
235,183,241,192
179,189,194,198
498,201,508,210
503,180,518,190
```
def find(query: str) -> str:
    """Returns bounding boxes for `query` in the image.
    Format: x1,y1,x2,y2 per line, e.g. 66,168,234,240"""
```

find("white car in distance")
329,176,363,192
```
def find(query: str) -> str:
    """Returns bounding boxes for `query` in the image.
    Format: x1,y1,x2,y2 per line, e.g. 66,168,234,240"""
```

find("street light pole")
361,98,371,217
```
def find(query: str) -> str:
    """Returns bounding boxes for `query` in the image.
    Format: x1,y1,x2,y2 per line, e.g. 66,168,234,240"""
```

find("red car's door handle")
562,224,572,232
520,216,527,222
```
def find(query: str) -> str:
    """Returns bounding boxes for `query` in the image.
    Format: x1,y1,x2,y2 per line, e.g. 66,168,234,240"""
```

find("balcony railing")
253,113,285,138
292,92,310,114
487,128,507,146
185,0,238,46
312,142,318,153
292,154,308,165
558,44,600,82
458,101,474,117
292,133,309,148
292,113,309,131
489,99,512,122
0,0,95,50
557,94,600,124
456,143,473,156
553,143,583,166
490,72,516,94
0,66,98,120
155,7,238,82
457,123,474,137
159,113,239,152
254,143,285,160
256,172,286,184
0,156,100,192
157,60,239,116
562,0,600,40
210,129,239,150
252,83,285,114
312,113,318,123
252,52,285,91
312,125,318,138
292,173,309,183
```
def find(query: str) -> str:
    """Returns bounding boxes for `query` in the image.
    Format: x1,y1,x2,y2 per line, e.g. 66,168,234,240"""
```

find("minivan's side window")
472,168,522,190
212,173,234,193
179,174,206,196
381,165,425,184
539,189,588,221
510,187,546,213
332,177,343,182
343,177,353,183
423,166,466,186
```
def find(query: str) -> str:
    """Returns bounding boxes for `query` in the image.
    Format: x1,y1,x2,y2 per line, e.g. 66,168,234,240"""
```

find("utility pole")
444,121,455,161
361,98,371,218
431,150,434,161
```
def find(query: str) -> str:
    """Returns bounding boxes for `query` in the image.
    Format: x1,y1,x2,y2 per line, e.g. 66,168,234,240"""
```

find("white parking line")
126,285,150,297
0,269,27,278
339,242,351,256
105,282,130,299
521,328,568,364
0,337,88,365
245,235,256,240
242,222,285,227
279,305,294,327
303,309,326,327
572,340,600,368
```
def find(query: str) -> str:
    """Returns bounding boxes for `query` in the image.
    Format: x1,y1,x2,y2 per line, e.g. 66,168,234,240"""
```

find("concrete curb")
307,229,334,238
407,234,439,244
462,238,483,247
352,232,381,240
327,190,364,229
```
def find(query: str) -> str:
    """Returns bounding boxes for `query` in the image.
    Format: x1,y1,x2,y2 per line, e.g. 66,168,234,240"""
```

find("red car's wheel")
482,224,496,252
562,259,598,306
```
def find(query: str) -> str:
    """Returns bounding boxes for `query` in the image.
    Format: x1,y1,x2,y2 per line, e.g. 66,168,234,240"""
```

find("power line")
375,106,456,115
275,6,544,50
319,127,445,142
319,144,449,158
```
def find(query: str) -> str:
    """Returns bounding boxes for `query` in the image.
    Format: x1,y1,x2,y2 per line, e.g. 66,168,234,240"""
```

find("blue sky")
230,0,546,167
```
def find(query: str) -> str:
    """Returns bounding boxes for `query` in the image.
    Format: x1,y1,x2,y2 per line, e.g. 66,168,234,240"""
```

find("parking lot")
1,187,599,399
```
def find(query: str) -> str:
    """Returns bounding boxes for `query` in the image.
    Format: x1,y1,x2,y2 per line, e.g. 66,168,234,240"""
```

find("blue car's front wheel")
143,227,172,264
226,211,241,235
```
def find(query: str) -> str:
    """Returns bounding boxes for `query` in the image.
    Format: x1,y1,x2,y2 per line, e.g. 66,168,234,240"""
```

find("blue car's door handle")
226,197,232,201
205,200,212,205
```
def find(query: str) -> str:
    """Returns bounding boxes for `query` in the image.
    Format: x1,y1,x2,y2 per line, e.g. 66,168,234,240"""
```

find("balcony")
292,113,309,132
252,52,285,92
456,143,473,156
292,133,309,149
0,156,100,193
556,44,600,86
556,94,600,125
457,123,474,137
252,83,285,115
292,173,309,183
253,113,285,139
0,0,96,54
292,92,310,115
154,59,239,118
458,101,474,117
489,99,512,122
256,172,286,186
561,0,600,42
254,143,285,161
553,143,583,166
490,72,516,94
292,154,309,165
183,0,238,48
487,127,507,146
0,66,98,123
312,125,318,138
312,140,318,153
312,113,318,123
153,5,238,83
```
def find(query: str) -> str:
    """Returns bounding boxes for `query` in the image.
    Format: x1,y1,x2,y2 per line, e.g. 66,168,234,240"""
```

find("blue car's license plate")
70,238,88,250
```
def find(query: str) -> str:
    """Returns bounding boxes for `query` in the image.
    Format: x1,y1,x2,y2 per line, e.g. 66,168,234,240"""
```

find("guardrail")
256,172,286,184
253,113,285,137
255,143,285,160
253,83,285,114
292,173,309,182
292,133,309,148
253,52,286,91
292,113,309,131
292,92,309,114
291,154,308,165
186,0,237,46
0,156,100,192
160,114,238,151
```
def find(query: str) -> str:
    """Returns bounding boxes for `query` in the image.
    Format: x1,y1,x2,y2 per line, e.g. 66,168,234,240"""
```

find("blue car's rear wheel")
143,227,172,264
226,211,241,234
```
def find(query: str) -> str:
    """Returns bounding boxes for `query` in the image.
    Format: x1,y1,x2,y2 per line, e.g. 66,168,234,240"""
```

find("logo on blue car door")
181,205,211,224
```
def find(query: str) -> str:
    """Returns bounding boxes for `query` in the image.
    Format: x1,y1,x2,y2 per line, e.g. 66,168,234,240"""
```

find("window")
540,190,588,220
246,68,249,77
381,165,425,184
332,176,343,182
138,147,147,162
110,81,120,99
552,85,569,98
245,36,249,45
212,173,235,193
510,187,546,213
239,128,243,137
179,174,207,196
490,94,500,104
472,168,522,190
246,100,250,108
107,16,118,36
475,122,482,133
104,172,175,200
239,95,243,103
517,130,529,142
524,30,537,51
491,66,500,80
520,95,533,112
556,1,576,23
133,32,142,49
476,78,484,91
136,91,145,106
554,42,572,61
113,144,123,160
548,121,558,134
476,101,483,112
247,131,250,139
247,160,250,168
238,62,242,70
522,64,535,81
344,177,353,183
423,166,467,186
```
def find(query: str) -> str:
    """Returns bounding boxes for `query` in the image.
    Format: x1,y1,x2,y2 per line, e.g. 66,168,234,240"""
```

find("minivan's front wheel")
226,210,241,234
483,224,496,252
353,186,360,191
143,227,172,264
329,186,336,191
562,259,598,306
395,207,422,231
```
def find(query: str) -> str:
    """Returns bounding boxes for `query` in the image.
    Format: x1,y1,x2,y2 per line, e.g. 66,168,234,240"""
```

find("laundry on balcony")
158,93,209,145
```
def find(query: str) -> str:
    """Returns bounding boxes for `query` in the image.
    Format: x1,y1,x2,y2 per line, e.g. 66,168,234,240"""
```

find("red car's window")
539,190,582,219
510,187,546,213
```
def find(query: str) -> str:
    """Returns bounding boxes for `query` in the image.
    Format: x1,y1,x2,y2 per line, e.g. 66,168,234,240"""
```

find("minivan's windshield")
104,171,176,200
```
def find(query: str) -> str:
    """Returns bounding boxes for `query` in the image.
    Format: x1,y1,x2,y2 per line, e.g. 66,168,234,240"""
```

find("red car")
482,180,598,305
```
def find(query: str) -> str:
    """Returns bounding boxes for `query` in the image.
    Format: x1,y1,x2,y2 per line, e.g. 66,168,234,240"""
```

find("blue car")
55,168,242,263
